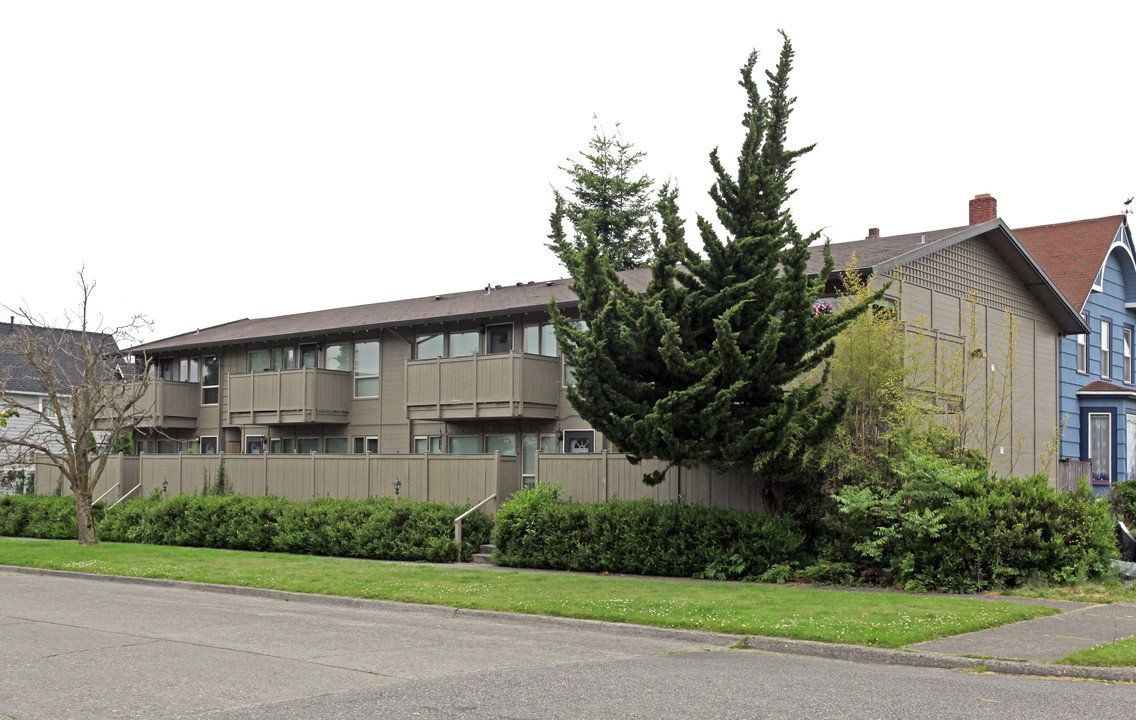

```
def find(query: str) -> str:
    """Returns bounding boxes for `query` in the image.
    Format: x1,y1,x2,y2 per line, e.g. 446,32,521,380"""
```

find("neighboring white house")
1,318,120,493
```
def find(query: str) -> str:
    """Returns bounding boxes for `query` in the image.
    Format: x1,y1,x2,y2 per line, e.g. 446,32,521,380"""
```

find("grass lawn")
0,537,1057,649
998,581,1136,605
1059,636,1136,667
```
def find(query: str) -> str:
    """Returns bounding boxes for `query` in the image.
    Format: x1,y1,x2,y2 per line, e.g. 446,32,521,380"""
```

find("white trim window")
354,341,380,397
201,356,220,405
1077,315,1088,373
563,429,595,454
1125,328,1133,383
1101,321,1111,379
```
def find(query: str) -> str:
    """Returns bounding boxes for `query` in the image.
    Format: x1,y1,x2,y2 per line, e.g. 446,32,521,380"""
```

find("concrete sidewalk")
908,599,1136,662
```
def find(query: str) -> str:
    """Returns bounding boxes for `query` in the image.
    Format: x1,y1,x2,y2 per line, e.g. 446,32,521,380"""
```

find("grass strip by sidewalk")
0,537,1057,649
1058,636,1136,668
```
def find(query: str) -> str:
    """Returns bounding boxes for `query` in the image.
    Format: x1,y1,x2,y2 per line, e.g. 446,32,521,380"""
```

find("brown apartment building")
127,271,653,490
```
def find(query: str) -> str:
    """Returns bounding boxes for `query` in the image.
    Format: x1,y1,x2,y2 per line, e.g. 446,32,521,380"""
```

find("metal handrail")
454,493,496,562
95,483,120,505
108,483,141,509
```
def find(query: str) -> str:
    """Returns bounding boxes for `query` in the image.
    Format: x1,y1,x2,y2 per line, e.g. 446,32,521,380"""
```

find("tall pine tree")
548,122,656,271
549,33,880,509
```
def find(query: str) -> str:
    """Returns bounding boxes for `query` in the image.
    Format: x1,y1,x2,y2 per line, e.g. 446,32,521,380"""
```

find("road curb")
4,564,1133,682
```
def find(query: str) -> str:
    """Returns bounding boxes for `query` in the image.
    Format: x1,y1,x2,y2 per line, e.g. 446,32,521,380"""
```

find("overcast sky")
2,1,1132,344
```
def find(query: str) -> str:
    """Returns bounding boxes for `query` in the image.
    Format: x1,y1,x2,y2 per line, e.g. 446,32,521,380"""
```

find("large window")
324,437,349,454
416,334,444,359
449,331,479,357
202,356,219,405
524,323,558,357
274,347,296,370
484,434,516,457
158,358,175,381
1089,412,1112,485
325,342,352,372
1101,321,1112,379
297,437,320,454
413,436,442,453
353,436,379,454
247,350,271,373
179,358,199,383
200,436,218,455
449,436,479,454
300,343,319,369
354,341,380,397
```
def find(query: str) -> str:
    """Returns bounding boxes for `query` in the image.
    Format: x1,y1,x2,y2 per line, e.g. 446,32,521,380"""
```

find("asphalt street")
1,570,1133,719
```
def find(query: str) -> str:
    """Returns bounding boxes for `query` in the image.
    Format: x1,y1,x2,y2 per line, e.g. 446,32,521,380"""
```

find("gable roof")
0,323,121,394
131,269,654,354
1012,215,1127,313
811,219,1089,336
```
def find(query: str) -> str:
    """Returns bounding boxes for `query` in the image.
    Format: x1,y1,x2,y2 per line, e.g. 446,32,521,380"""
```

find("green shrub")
0,495,105,540
96,494,491,562
493,485,807,580
1110,479,1136,527
820,453,1116,592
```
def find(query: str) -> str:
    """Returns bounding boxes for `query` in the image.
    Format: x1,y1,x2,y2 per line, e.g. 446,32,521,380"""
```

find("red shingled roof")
1013,216,1125,312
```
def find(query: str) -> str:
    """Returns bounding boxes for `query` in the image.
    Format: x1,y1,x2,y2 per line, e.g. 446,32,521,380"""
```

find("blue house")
1016,212,1135,492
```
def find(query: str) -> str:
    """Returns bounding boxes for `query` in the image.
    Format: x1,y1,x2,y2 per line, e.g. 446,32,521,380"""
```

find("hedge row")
820,453,1117,592
1,495,492,563
0,495,99,539
492,484,807,581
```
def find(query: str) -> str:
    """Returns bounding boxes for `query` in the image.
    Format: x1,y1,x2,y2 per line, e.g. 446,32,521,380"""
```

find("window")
354,340,380,397
245,436,265,454
200,436,218,455
275,347,296,370
300,344,319,369
353,436,378,454
414,436,442,453
270,438,293,454
524,323,558,357
449,436,479,454
486,324,513,354
563,429,594,453
247,350,271,373
449,331,479,357
1089,412,1112,485
484,434,516,456
325,437,348,454
416,334,444,359
297,438,320,454
521,434,555,489
1077,314,1088,373
1102,321,1111,379
1126,328,1133,383
158,358,175,381
202,356,219,404
179,358,199,383
325,342,351,372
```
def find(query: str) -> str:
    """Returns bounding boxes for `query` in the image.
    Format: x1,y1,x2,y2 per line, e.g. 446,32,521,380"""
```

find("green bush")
493,485,807,580
0,495,105,540
820,453,1116,592
1110,479,1136,527
96,494,490,562
5,493,491,563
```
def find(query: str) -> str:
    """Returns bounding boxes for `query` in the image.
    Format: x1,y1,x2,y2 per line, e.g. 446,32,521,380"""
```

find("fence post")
602,450,609,501
310,451,316,500
263,452,269,496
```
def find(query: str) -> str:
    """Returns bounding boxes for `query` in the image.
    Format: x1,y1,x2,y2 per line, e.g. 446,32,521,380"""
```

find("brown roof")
1077,380,1136,396
132,269,653,354
807,226,971,276
1013,216,1125,312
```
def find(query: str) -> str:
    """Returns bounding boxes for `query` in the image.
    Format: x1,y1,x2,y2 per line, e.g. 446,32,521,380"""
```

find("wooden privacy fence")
37,451,766,513
38,453,518,514
1055,459,1093,493
535,452,766,511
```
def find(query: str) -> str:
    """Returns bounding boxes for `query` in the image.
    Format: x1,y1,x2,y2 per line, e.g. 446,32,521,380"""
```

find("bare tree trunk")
75,489,98,546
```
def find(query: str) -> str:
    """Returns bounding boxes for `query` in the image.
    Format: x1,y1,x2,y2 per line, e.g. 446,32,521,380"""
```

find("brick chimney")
867,228,880,239
969,193,997,225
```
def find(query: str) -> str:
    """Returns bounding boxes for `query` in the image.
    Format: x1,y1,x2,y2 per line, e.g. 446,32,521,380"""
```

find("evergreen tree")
549,34,881,510
548,122,656,271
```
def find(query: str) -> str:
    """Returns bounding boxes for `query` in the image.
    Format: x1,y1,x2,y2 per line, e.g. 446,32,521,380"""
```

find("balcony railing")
133,380,200,429
405,352,561,420
228,368,351,425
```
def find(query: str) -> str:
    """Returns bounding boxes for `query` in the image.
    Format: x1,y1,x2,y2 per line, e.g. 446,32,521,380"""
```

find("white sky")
2,1,1132,344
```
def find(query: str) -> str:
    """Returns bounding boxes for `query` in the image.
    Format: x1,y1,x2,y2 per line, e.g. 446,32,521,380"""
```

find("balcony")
133,380,200,429
228,368,352,425
406,352,561,421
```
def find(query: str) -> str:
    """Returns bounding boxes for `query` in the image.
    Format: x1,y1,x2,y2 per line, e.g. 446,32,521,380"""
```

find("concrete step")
471,544,496,565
